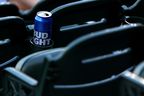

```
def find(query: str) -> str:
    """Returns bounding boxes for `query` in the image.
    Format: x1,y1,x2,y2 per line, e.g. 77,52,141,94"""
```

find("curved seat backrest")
57,24,143,63
4,54,126,96
14,44,130,96
51,0,122,27
15,48,65,81
51,0,122,47
15,23,144,84
53,23,143,84
0,16,27,41
11,23,144,96
0,16,27,66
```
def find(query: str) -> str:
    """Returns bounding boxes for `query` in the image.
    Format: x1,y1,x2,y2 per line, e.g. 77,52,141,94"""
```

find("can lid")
37,11,52,18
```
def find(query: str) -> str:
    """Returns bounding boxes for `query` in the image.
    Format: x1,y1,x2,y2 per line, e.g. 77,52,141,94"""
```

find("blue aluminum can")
33,11,52,47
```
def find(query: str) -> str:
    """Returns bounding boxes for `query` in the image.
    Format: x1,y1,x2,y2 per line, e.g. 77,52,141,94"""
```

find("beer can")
33,11,52,47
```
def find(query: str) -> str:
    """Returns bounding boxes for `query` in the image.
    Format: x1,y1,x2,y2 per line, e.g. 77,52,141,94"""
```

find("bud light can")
33,11,52,47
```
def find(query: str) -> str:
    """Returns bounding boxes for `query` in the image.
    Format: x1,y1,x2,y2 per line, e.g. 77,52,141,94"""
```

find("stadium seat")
4,67,126,96
0,16,28,96
0,0,79,24
15,23,144,83
0,16,28,65
3,23,143,96
1,1,144,95
51,0,122,29
50,0,122,47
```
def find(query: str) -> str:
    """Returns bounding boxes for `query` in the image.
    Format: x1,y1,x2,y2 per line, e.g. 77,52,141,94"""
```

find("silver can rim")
37,11,52,18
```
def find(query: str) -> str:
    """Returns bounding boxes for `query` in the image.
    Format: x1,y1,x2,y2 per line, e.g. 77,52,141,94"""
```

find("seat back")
0,16,27,65
15,46,130,96
57,24,143,63
10,23,144,96
51,0,122,47
53,24,143,84
51,0,122,26
16,23,144,84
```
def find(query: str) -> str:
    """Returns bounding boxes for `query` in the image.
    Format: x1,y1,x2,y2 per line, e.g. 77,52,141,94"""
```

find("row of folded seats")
0,0,144,96
0,0,144,24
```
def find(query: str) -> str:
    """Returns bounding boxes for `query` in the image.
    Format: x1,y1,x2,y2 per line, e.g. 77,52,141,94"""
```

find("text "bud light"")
33,11,52,46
